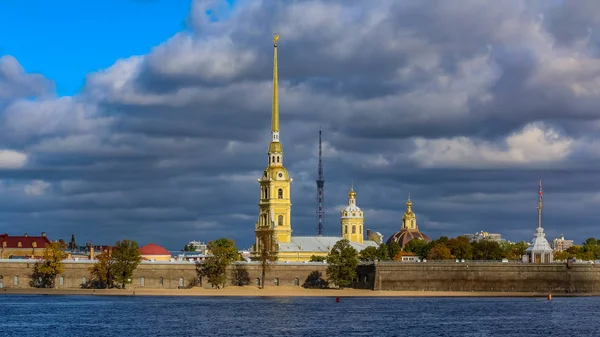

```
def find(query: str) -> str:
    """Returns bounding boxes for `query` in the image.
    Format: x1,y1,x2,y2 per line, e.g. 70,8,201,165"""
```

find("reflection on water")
0,295,599,336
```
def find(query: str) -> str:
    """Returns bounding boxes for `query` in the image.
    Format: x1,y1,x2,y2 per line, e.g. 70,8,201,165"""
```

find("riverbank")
0,287,590,297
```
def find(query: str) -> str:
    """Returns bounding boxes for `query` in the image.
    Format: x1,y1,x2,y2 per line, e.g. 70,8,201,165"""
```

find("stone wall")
2,259,600,293
373,262,600,293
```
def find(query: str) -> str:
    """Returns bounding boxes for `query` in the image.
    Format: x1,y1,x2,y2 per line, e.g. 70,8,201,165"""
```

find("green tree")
303,271,329,289
447,236,472,260
472,239,504,260
387,242,401,260
183,243,196,252
255,227,278,288
427,244,453,260
111,240,142,289
326,239,358,289
502,241,529,260
403,238,430,259
30,241,68,288
89,249,115,288
582,238,600,260
358,246,378,261
309,255,326,262
198,238,239,289
231,263,250,286
376,243,389,260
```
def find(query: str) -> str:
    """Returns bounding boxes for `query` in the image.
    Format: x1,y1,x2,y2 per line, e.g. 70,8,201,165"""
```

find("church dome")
340,204,363,218
386,230,431,248
139,243,170,256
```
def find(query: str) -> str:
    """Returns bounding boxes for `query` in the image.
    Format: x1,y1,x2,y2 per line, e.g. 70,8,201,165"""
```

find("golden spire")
348,181,356,199
406,194,412,212
271,33,280,135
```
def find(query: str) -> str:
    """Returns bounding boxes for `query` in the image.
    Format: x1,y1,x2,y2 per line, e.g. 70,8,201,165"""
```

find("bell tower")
255,34,293,247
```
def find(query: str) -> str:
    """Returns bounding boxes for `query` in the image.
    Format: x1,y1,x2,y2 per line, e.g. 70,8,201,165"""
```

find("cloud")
411,123,574,168
1,0,600,248
24,180,50,196
0,150,28,169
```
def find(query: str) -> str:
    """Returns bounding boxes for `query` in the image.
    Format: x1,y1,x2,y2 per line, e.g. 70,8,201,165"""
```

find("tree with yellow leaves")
30,241,68,288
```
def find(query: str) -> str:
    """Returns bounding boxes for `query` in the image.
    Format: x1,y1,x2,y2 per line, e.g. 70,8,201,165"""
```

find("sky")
1,0,600,250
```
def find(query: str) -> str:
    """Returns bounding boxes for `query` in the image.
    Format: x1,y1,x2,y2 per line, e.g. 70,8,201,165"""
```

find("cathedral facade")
252,35,379,262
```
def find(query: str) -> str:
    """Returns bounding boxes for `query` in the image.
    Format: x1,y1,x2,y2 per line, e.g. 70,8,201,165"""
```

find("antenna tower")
316,128,325,236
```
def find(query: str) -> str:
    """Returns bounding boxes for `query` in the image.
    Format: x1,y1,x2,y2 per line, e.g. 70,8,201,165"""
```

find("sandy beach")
0,286,587,297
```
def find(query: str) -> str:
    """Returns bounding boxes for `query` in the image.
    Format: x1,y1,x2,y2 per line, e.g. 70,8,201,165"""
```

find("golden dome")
348,189,356,198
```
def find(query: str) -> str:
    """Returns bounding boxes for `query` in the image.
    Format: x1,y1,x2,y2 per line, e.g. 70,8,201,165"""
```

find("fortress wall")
1,260,599,293
373,262,600,293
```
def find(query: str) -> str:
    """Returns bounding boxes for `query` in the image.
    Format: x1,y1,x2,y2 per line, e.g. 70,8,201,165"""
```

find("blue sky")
0,0,192,96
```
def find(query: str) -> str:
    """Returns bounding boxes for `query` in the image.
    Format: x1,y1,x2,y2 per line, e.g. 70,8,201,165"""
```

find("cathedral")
252,35,380,262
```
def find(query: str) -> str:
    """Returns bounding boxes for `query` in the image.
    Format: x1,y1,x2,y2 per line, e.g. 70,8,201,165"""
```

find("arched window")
276,156,280,163
352,225,356,234
59,276,64,286
344,225,348,234
13,275,18,286
278,215,283,227
159,277,164,286
140,277,145,287
81,277,87,285
294,278,300,286
272,156,275,163
411,220,414,228
255,278,261,286
179,277,184,287
264,188,268,199
278,189,283,199
274,278,279,286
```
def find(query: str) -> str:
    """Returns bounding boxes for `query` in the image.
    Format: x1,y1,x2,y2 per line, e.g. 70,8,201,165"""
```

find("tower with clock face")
255,34,292,246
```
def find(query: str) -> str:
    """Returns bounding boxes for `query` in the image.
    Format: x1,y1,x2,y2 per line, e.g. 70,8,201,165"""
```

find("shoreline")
0,287,594,298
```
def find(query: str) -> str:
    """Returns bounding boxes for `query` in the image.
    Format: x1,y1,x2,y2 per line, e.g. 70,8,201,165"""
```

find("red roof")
139,243,170,256
0,233,51,249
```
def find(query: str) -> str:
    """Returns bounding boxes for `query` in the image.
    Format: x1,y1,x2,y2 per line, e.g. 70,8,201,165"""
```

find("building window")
13,275,18,286
411,220,414,228
274,278,279,286
278,215,283,227
278,189,283,199
294,278,299,286
255,278,261,286
179,277,184,287
59,276,64,286
352,225,356,234
344,225,348,234
344,212,348,216
276,156,280,163
140,277,145,287
159,277,164,286
82,277,87,286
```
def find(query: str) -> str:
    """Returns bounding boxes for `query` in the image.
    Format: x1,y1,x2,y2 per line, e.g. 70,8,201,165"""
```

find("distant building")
387,196,431,248
523,181,554,263
187,241,208,254
552,235,574,252
140,243,172,262
463,231,503,243
0,232,51,259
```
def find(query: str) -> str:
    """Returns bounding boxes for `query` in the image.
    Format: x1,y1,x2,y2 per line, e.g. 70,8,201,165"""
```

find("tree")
231,263,250,286
375,243,389,260
183,243,196,252
472,239,503,260
427,244,453,260
502,241,529,260
303,271,328,289
358,246,378,261
30,241,68,288
447,236,472,260
582,238,600,260
89,249,115,288
393,250,416,261
403,238,430,259
387,242,401,260
326,239,358,289
198,238,239,289
255,227,278,289
309,255,326,262
111,240,142,289
68,234,78,250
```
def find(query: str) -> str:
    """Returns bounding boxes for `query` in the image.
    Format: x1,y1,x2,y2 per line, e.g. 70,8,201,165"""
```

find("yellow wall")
341,218,364,244
0,248,43,258
278,250,327,262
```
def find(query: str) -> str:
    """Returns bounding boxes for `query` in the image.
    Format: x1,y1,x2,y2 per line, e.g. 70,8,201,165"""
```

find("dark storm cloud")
1,0,600,249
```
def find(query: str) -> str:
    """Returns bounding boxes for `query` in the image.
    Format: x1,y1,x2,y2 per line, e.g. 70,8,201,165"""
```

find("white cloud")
24,180,50,196
411,123,574,168
0,150,28,169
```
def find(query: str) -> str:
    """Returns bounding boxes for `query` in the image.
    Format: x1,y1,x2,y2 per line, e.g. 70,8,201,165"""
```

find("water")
0,295,598,336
